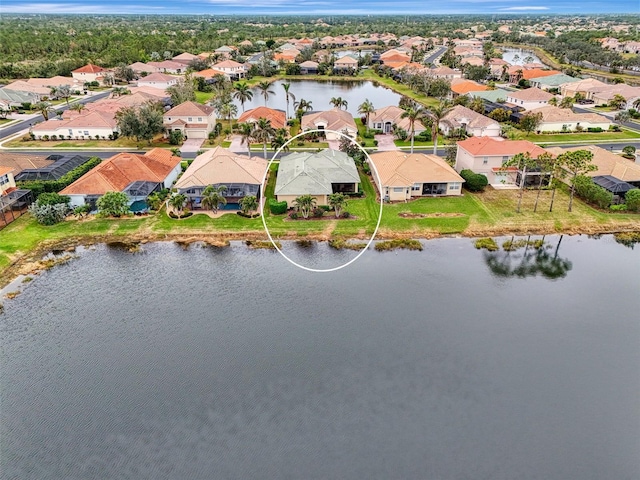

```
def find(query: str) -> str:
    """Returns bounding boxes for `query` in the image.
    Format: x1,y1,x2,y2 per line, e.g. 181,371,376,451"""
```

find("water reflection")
483,235,573,280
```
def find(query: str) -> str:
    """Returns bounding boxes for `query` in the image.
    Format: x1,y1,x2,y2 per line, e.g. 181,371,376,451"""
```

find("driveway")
374,134,399,151
228,134,245,153
327,138,341,150
180,138,204,158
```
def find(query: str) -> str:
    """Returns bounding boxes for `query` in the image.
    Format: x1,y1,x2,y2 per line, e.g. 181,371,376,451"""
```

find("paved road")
424,46,447,65
0,91,112,140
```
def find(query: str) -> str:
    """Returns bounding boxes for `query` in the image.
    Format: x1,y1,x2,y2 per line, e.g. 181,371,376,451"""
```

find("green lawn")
522,129,640,144
394,135,445,147
195,91,216,104
5,134,174,149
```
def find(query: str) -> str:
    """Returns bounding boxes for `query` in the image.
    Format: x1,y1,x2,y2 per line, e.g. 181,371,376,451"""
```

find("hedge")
460,169,488,192
268,198,287,215
574,175,613,209
17,157,102,198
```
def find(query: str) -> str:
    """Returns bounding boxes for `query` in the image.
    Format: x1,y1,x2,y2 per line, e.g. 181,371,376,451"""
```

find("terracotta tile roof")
4,81,51,95
382,53,412,64
238,107,286,130
546,145,640,182
172,52,199,62
370,151,464,187
457,137,549,157
335,56,359,65
0,166,15,176
33,111,117,131
0,152,54,174
164,101,215,117
521,69,561,80
380,49,410,60
175,146,267,189
147,60,185,71
194,68,227,78
128,62,161,73
26,76,76,87
60,149,180,196
302,108,357,133
450,79,488,95
73,64,106,74
127,86,170,98
506,87,554,102
299,61,319,68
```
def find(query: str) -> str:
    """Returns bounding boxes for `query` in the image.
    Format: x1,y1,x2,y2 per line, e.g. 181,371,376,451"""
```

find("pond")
501,47,543,66
1,235,639,479
235,79,404,118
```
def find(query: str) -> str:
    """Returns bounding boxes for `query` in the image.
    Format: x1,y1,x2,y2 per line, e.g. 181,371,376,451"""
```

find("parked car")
577,99,595,105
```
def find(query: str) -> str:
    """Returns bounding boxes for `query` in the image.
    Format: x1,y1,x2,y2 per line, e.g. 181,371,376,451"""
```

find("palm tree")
294,98,313,124
168,193,187,217
559,96,574,109
216,100,237,134
358,99,375,128
34,101,54,121
423,102,452,155
239,195,258,215
238,122,254,158
615,110,631,124
252,117,275,159
282,82,296,120
256,81,274,106
401,106,426,154
548,97,558,107
293,194,316,219
69,102,85,113
233,82,253,112
328,193,347,218
330,96,348,110
201,185,227,213
469,97,485,114
271,133,289,152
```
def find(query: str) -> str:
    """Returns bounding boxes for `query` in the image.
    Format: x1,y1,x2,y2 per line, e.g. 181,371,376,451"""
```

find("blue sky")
1,0,638,15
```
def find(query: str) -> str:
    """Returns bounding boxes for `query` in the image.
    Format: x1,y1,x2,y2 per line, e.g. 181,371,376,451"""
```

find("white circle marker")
260,128,384,273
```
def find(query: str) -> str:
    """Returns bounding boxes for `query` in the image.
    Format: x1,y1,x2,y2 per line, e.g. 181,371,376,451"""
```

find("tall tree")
201,185,227,213
328,193,347,218
256,81,274,107
294,98,313,124
282,82,295,120
358,99,375,127
115,101,164,144
401,106,425,154
503,152,538,213
558,149,597,212
166,76,196,105
252,117,275,159
330,96,348,109
519,111,543,136
34,101,54,120
423,101,452,155
168,193,187,216
238,122,254,158
469,96,485,114
233,81,253,112
239,195,258,215
532,152,555,213
55,84,72,106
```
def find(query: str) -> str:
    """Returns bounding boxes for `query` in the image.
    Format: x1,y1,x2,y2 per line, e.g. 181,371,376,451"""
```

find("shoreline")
2,223,639,290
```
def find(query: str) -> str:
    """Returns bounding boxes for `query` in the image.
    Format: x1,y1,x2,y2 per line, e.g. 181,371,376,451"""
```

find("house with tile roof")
193,68,229,82
506,87,555,110
136,72,179,90
127,62,161,75
172,52,199,65
527,106,612,133
163,101,216,139
333,55,359,72
528,73,579,91
25,76,78,89
368,105,426,135
60,149,181,209
0,166,17,195
585,84,640,108
32,111,118,140
211,60,247,79
299,61,319,75
559,78,607,98
450,79,488,97
2,81,50,102
427,66,463,80
238,107,286,130
455,137,550,187
0,152,54,177
275,149,360,207
72,64,108,84
174,146,268,209
369,151,464,201
147,60,186,75
301,108,357,140
439,105,501,138
545,145,640,187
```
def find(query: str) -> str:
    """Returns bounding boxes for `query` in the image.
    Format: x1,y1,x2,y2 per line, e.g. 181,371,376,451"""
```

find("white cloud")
498,6,550,10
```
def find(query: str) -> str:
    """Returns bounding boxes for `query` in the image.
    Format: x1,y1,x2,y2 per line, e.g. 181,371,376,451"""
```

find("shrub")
36,192,70,206
574,175,612,208
74,204,92,217
460,169,488,192
312,207,325,218
289,211,299,220
28,203,69,225
373,140,378,147
268,198,288,215
625,188,640,212
609,204,627,211
17,157,102,198
342,211,350,218
622,145,636,159
169,130,184,145
586,127,603,132
169,211,193,219
96,191,130,217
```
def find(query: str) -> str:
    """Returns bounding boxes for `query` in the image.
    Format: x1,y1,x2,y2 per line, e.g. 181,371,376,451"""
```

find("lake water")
1,235,639,479
501,48,543,66
235,79,403,117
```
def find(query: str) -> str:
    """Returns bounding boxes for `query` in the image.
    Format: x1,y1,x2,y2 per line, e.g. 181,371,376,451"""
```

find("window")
188,117,193,122
68,129,73,135
0,174,8,186
84,131,89,136
449,182,461,190
412,183,421,191
482,156,488,165
502,156,509,162
393,187,403,192
197,117,202,122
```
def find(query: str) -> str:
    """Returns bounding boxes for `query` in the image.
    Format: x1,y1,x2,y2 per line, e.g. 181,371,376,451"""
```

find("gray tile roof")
275,149,359,196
